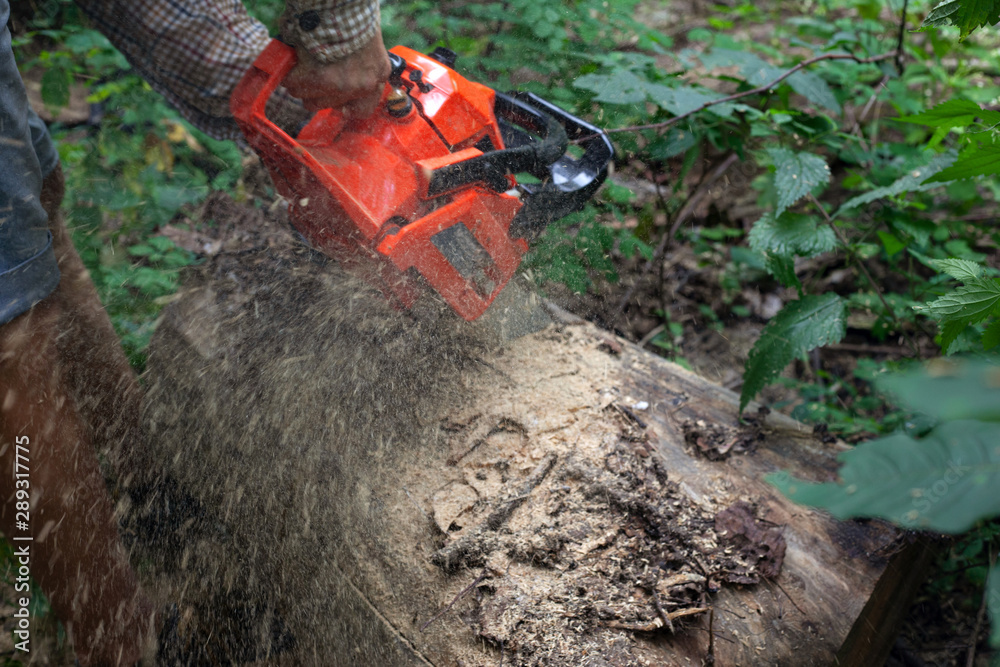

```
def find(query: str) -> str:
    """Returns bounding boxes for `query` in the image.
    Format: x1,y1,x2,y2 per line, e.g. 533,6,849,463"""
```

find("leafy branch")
601,51,899,138
917,259,1000,353
807,193,920,356
922,0,1000,39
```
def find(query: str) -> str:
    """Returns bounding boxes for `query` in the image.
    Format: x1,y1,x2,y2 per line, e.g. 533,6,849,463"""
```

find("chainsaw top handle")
426,94,568,197
501,92,615,240
230,38,301,159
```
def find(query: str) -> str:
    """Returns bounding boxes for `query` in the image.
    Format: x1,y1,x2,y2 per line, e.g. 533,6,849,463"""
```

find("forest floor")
2,1,995,665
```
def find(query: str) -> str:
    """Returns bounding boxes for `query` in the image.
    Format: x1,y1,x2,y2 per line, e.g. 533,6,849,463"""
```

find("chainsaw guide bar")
232,39,613,321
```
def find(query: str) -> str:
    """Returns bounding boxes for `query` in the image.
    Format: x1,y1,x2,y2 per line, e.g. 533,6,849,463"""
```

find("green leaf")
739,294,847,412
63,29,111,55
769,420,1000,531
786,71,841,114
896,99,1000,129
603,183,634,204
877,231,906,258
767,148,831,217
619,233,654,261
983,320,1000,350
700,48,782,85
922,0,1000,39
938,319,970,353
645,83,735,117
41,66,71,110
647,129,698,160
132,266,177,297
989,565,1000,647
573,70,646,104
128,243,155,257
922,276,1000,326
894,217,936,248
764,252,801,291
836,152,957,214
730,246,767,270
877,359,1000,422
926,143,1000,182
929,258,985,282
748,212,838,258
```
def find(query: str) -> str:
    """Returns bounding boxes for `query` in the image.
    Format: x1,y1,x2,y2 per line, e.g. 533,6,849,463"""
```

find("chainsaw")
231,40,613,321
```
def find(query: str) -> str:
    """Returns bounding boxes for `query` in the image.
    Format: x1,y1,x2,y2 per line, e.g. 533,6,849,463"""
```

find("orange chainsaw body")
231,40,528,320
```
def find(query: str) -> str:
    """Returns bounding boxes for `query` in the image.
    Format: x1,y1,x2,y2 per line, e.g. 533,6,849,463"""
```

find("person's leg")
0,285,157,665
41,166,148,491
1,3,157,658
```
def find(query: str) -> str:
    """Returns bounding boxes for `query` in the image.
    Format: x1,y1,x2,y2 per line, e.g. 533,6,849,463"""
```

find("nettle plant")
760,0,1000,650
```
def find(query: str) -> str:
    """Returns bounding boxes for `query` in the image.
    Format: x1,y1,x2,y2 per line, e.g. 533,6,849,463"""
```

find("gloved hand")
283,30,391,119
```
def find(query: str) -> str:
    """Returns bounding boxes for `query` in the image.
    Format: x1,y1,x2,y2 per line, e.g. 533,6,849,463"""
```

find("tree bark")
131,210,916,666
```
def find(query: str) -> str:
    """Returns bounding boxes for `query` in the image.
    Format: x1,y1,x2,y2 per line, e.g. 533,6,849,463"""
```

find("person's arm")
75,0,273,139
75,0,388,139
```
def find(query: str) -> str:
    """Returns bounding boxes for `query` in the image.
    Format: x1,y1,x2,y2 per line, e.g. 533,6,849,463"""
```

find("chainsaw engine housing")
232,40,612,321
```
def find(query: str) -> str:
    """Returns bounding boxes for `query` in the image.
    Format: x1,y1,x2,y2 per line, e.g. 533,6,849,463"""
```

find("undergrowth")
12,0,1000,660
13,1,245,370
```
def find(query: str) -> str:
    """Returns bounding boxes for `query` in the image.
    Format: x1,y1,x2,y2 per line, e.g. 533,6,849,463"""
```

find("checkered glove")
281,0,381,63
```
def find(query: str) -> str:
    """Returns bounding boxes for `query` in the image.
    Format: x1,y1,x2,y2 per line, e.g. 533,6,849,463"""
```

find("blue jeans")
0,0,62,325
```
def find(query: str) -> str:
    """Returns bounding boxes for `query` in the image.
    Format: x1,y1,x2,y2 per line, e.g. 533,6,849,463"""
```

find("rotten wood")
133,214,923,666
432,453,558,571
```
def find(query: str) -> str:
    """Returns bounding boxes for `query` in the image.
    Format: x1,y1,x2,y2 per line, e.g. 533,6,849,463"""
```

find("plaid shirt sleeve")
75,0,379,140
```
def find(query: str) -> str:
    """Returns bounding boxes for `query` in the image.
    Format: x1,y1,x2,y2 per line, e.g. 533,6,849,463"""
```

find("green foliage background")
12,0,1000,660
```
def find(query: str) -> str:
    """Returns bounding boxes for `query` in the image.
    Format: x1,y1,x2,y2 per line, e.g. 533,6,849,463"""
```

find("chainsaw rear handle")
231,39,300,158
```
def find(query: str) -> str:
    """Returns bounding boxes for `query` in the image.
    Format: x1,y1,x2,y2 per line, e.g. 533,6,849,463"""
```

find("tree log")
129,210,919,666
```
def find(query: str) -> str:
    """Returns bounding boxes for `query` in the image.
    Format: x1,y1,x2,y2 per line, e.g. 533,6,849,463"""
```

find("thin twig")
612,153,739,323
850,74,890,163
638,323,667,348
650,588,675,633
808,193,920,356
598,52,898,138
654,178,672,322
705,607,716,666
769,578,808,618
857,75,890,126
420,569,489,632
895,0,910,75
966,544,996,667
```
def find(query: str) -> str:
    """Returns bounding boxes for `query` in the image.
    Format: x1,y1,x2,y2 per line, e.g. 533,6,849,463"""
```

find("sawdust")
680,407,770,461
130,209,496,661
132,203,788,665
411,327,785,667
128,210,781,665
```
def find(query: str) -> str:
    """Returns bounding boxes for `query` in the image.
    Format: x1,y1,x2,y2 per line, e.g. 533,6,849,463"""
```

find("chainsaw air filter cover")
232,40,612,321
